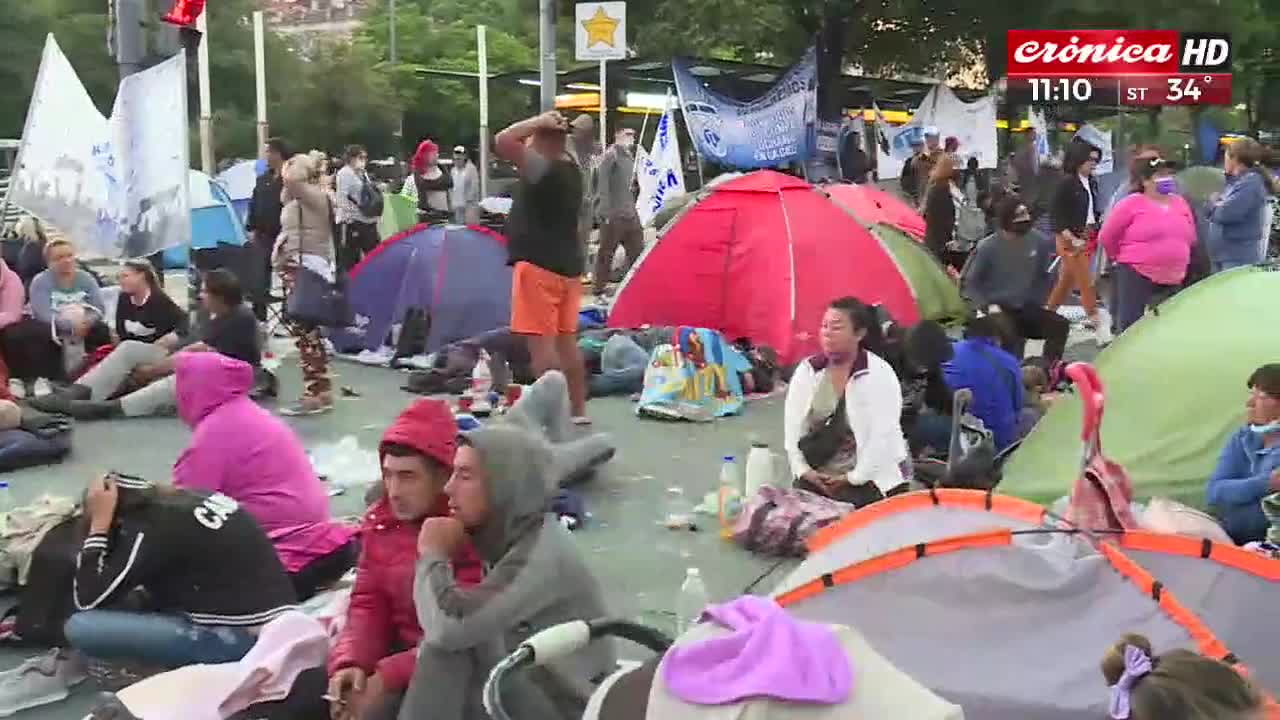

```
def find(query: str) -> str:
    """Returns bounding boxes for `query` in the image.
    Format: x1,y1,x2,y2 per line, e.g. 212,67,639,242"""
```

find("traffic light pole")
114,0,146,79
538,0,555,111
196,9,214,175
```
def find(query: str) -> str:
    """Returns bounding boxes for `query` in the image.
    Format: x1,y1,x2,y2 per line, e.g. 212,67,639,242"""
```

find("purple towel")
661,595,852,706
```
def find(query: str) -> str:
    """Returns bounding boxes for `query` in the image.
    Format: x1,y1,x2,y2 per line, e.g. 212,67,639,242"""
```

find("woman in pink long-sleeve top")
1098,156,1197,334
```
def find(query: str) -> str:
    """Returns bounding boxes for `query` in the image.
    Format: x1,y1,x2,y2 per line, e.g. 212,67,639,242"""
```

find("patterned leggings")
280,265,332,397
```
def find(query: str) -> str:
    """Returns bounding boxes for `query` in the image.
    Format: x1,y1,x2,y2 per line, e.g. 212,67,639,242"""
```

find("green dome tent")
1002,264,1280,507
379,193,418,239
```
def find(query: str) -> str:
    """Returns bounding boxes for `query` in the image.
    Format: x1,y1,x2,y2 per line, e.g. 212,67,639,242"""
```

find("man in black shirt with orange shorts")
495,111,592,423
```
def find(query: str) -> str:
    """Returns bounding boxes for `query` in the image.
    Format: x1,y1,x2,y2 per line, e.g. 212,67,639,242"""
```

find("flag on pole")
635,103,686,227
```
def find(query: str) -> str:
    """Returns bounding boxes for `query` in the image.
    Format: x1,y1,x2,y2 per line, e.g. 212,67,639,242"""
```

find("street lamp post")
390,0,403,163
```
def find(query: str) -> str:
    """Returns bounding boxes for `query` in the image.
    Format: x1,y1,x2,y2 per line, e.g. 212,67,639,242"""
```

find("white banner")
873,104,922,180
636,108,686,226
110,51,191,258
5,35,189,259
6,36,116,255
912,84,999,170
1074,123,1114,175
1030,108,1052,161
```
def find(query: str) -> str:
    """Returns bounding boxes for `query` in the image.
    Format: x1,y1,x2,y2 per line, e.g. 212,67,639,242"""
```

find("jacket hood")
380,399,456,469
175,352,254,428
461,424,555,562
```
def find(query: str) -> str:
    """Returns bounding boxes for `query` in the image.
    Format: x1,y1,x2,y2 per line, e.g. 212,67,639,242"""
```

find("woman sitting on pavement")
113,259,187,348
784,296,911,507
172,352,357,600
400,423,615,719
64,473,297,673
0,258,29,397
1206,363,1280,545
1098,156,1197,334
32,268,259,420
8,239,109,389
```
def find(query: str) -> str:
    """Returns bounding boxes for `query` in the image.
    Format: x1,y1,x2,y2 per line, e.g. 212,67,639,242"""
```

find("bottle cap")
0,482,8,489
723,455,734,462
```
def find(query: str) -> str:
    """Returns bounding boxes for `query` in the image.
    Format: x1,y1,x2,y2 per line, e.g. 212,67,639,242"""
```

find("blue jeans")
64,610,256,668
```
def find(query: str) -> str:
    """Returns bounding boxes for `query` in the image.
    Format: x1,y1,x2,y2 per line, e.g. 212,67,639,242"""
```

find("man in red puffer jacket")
326,398,484,718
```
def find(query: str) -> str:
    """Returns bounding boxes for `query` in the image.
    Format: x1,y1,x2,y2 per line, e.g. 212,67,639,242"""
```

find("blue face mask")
1154,177,1177,195
1249,421,1280,435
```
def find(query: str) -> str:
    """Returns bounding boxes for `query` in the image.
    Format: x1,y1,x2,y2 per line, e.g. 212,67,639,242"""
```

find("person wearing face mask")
962,196,1068,371
592,127,644,297
1097,157,1196,334
784,297,911,507
1206,364,1280,544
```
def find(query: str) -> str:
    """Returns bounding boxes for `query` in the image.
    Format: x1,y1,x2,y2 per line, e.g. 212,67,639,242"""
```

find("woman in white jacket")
784,297,911,506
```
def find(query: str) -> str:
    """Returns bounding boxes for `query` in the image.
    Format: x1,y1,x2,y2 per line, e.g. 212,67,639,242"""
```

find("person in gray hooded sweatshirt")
405,423,615,720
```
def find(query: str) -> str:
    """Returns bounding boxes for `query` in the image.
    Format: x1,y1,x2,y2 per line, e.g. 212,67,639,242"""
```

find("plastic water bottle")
0,482,13,515
718,456,742,538
745,438,775,496
471,351,493,396
675,567,709,636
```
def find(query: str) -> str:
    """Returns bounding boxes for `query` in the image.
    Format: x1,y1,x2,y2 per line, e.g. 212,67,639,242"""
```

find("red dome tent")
607,171,921,364
824,182,926,239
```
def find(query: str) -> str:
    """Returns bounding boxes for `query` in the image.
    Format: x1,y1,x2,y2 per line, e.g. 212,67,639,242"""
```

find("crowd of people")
0,99,1273,718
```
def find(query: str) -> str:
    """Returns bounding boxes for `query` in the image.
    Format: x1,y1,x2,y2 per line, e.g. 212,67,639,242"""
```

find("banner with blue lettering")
672,47,817,169
635,107,686,226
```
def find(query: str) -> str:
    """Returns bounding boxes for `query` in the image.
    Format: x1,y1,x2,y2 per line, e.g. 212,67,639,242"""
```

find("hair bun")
1101,633,1154,685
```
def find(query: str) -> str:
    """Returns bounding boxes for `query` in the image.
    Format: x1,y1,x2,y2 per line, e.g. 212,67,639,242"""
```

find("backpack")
357,175,384,218
731,485,852,557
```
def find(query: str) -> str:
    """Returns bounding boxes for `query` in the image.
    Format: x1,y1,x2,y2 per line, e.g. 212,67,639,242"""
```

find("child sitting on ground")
1016,363,1051,440
1101,633,1263,720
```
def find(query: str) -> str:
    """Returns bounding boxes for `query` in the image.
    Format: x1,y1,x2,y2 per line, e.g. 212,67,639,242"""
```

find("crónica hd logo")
1008,30,1231,75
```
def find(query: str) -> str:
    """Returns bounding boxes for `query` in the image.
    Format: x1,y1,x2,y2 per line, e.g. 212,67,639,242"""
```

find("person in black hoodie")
245,138,292,320
63,473,297,669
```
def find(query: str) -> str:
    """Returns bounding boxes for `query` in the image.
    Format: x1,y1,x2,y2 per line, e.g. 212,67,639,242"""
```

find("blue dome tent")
329,224,512,354
158,170,249,269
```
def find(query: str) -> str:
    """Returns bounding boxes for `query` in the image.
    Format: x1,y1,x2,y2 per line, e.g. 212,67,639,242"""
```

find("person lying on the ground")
1206,363,1280,544
171,352,357,601
31,268,260,420
942,316,1023,452
326,399,484,719
402,424,616,720
784,297,911,508
64,474,297,671
962,196,1068,372
113,260,187,348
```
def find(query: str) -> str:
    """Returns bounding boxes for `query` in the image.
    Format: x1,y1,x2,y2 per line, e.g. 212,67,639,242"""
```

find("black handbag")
284,196,354,327
796,393,850,470
286,265,352,327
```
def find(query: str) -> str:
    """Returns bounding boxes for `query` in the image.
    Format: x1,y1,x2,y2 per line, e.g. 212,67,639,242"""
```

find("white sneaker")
6,380,24,400
32,379,52,398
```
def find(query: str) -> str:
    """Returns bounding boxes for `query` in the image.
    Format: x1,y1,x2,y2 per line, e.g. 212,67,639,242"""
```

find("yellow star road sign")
581,6,620,48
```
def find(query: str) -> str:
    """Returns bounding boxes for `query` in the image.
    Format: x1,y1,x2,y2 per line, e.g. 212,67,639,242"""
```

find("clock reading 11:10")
1027,77,1094,103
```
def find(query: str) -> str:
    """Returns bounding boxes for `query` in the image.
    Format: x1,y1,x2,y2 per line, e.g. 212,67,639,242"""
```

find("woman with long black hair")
1047,140,1104,336
783,297,911,507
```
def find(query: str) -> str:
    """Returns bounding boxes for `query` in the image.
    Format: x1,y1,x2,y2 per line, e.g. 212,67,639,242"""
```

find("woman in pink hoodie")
172,351,357,599
1098,156,1197,334
0,258,30,395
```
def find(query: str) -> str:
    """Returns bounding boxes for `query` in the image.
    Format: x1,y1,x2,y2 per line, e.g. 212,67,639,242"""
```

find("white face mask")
1249,420,1280,435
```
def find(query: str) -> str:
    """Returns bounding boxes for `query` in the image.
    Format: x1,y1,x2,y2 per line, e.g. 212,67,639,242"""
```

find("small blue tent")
329,225,513,354
215,159,259,223
159,170,249,269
